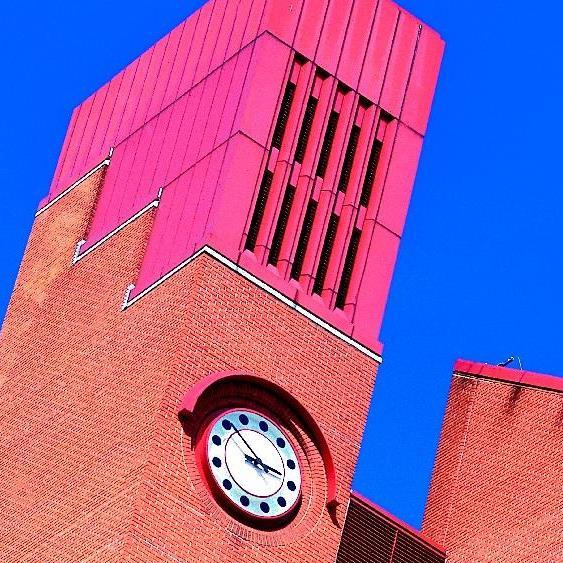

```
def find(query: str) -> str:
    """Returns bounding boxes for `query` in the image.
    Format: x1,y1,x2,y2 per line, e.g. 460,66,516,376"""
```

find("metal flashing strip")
35,153,113,218
454,372,563,395
122,245,382,363
72,198,160,264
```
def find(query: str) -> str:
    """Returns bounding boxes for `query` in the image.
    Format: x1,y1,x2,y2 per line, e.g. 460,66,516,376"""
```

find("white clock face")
206,409,302,519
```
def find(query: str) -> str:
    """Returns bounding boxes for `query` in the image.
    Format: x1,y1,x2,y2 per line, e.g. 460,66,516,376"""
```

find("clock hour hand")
244,454,282,477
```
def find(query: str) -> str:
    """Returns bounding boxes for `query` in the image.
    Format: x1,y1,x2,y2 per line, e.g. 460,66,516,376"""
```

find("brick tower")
0,0,443,561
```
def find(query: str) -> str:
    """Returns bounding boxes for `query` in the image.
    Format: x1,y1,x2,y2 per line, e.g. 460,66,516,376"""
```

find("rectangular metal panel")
358,0,398,103
56,92,95,191
177,0,215,97
261,0,304,45
400,25,444,135
293,0,329,61
209,0,240,71
148,22,185,117
315,0,354,76
161,18,194,110
89,75,122,164
193,0,228,86
379,10,419,117
48,105,80,199
234,35,292,147
352,221,399,348
376,123,422,236
133,35,169,129
107,59,139,147
209,136,266,261
337,0,378,89
118,46,154,140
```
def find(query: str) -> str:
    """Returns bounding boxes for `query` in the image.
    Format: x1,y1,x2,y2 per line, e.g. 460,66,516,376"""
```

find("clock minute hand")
244,454,282,477
229,422,262,464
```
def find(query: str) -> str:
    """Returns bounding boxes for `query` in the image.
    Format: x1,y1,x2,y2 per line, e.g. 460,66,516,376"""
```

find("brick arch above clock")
178,369,337,508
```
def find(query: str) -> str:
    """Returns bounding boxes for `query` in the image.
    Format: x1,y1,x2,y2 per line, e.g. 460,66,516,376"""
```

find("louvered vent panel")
313,214,339,294
268,185,296,265
337,497,446,563
393,532,445,563
335,228,361,309
294,97,318,163
316,111,339,178
291,200,317,280
360,138,382,207
338,124,361,193
336,502,396,563
271,82,296,149
245,170,273,251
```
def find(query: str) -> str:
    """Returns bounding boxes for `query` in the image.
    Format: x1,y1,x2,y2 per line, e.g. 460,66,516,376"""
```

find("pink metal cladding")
44,0,444,355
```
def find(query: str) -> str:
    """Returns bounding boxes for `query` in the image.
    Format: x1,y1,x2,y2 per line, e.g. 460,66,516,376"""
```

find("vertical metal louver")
245,170,274,251
337,124,361,193
359,138,382,207
335,228,361,309
393,532,445,563
268,185,296,265
336,497,447,563
316,111,339,178
335,501,396,563
313,214,339,294
294,97,318,163
290,200,318,280
271,83,296,149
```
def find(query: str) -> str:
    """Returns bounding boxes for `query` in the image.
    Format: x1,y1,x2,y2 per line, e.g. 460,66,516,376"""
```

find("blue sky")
2,0,562,529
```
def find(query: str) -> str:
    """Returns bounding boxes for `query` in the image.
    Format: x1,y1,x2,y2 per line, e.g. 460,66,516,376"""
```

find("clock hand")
244,454,282,477
229,421,263,465
228,420,283,476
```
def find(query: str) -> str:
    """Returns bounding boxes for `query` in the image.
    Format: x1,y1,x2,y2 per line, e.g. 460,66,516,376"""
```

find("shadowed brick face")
423,362,563,563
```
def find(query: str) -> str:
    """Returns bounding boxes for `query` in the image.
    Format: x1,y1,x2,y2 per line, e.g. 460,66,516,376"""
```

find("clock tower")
0,0,443,561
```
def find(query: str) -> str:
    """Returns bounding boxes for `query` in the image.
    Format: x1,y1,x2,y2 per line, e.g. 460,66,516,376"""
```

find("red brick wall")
0,167,378,561
423,370,563,562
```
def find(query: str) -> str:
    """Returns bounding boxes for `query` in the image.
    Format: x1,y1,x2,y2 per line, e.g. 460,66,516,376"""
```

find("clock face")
206,409,302,519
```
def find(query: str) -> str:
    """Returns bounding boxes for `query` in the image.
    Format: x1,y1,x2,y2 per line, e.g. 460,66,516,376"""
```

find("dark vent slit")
294,97,318,163
268,185,296,265
245,170,274,251
335,228,361,309
337,124,361,193
360,139,382,207
316,111,339,178
313,214,339,295
271,83,296,149
290,200,318,280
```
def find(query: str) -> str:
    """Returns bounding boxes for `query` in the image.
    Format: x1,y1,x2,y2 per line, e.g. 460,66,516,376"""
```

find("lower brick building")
424,360,563,563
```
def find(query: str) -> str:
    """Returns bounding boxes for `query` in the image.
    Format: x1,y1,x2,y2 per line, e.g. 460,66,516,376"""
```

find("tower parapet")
39,0,443,354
